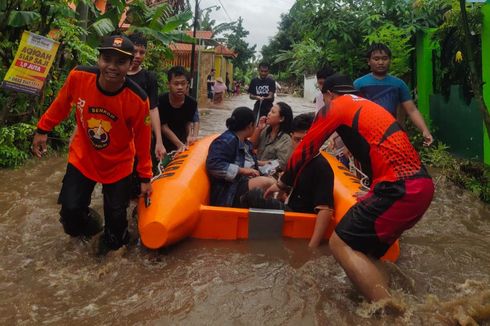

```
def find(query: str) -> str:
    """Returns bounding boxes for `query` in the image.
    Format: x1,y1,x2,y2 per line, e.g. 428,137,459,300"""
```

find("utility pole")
76,2,88,42
189,0,199,99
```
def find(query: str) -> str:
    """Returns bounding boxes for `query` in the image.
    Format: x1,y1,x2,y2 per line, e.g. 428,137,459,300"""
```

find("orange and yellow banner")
2,31,60,95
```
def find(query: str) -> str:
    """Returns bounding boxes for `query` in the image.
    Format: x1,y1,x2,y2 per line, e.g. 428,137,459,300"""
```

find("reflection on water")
0,95,489,325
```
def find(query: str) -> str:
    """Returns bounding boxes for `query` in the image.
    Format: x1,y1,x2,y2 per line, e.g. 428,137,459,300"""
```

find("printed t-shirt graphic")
248,77,276,116
283,94,423,188
37,66,152,183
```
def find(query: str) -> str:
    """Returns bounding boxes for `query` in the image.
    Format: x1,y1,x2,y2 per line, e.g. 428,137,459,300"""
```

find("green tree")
262,0,452,81
84,0,192,50
198,5,236,42
0,0,191,168
457,0,490,141
261,12,295,76
274,38,324,81
0,0,83,124
364,23,413,77
224,17,256,72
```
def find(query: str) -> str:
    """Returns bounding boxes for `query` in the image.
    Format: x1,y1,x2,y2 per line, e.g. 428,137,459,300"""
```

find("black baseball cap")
321,74,358,94
98,35,135,58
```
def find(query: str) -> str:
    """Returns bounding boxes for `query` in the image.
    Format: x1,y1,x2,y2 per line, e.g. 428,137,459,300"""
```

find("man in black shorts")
158,66,197,152
279,74,434,303
248,62,276,120
248,113,335,248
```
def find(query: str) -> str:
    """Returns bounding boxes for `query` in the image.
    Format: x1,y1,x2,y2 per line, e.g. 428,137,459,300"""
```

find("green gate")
430,85,483,160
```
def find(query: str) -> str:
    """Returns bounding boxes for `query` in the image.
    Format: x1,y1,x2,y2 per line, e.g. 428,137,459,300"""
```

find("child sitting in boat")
206,107,276,207
250,102,293,172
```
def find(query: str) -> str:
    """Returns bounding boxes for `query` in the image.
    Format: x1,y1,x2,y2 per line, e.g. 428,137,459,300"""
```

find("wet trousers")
58,163,131,249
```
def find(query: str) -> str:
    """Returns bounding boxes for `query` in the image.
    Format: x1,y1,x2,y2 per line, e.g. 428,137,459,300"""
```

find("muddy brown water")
0,95,489,325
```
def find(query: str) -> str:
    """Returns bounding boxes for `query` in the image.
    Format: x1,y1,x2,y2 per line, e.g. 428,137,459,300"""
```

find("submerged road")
0,94,489,325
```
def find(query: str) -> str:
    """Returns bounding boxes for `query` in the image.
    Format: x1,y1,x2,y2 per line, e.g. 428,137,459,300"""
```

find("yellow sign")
2,31,60,95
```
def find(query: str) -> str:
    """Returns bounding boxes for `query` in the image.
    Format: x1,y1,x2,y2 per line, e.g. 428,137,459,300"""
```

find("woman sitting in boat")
250,102,293,172
206,107,276,207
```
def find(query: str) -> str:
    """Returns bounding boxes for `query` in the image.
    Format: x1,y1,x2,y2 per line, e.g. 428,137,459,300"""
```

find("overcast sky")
197,0,296,56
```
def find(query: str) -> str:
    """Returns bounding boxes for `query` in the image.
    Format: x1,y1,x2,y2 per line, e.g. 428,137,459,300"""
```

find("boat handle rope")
144,150,178,207
151,150,178,182
321,143,371,192
348,162,370,191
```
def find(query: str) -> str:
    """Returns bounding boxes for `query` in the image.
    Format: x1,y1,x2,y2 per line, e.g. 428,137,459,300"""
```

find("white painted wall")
303,74,317,103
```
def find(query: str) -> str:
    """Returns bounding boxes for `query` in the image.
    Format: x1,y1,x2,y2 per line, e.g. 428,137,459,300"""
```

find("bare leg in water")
329,232,391,302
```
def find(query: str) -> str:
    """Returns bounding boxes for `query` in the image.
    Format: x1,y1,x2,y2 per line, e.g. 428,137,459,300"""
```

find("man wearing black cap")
274,74,434,303
32,35,153,255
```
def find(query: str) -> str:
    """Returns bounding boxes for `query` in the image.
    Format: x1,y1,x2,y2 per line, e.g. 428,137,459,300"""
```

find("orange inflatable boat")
138,135,400,262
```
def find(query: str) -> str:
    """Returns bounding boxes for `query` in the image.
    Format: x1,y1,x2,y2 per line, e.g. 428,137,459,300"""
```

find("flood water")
1,95,489,325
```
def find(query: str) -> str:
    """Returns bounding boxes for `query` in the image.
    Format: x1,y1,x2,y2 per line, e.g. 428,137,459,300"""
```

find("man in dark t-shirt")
279,74,434,302
286,113,334,248
206,69,215,101
249,113,335,248
158,66,197,152
127,33,165,161
248,62,276,120
288,155,334,214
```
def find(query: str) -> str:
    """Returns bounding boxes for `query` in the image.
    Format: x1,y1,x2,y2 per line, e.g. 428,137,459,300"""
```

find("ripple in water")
0,95,489,325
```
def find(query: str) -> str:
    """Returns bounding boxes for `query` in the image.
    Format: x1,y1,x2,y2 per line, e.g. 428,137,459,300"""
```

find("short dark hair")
167,66,189,82
366,43,392,59
226,107,255,131
292,113,315,133
258,62,269,70
128,32,148,48
316,66,335,80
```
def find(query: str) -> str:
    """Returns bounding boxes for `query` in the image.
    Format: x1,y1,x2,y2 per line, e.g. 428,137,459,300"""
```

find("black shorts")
335,177,434,258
